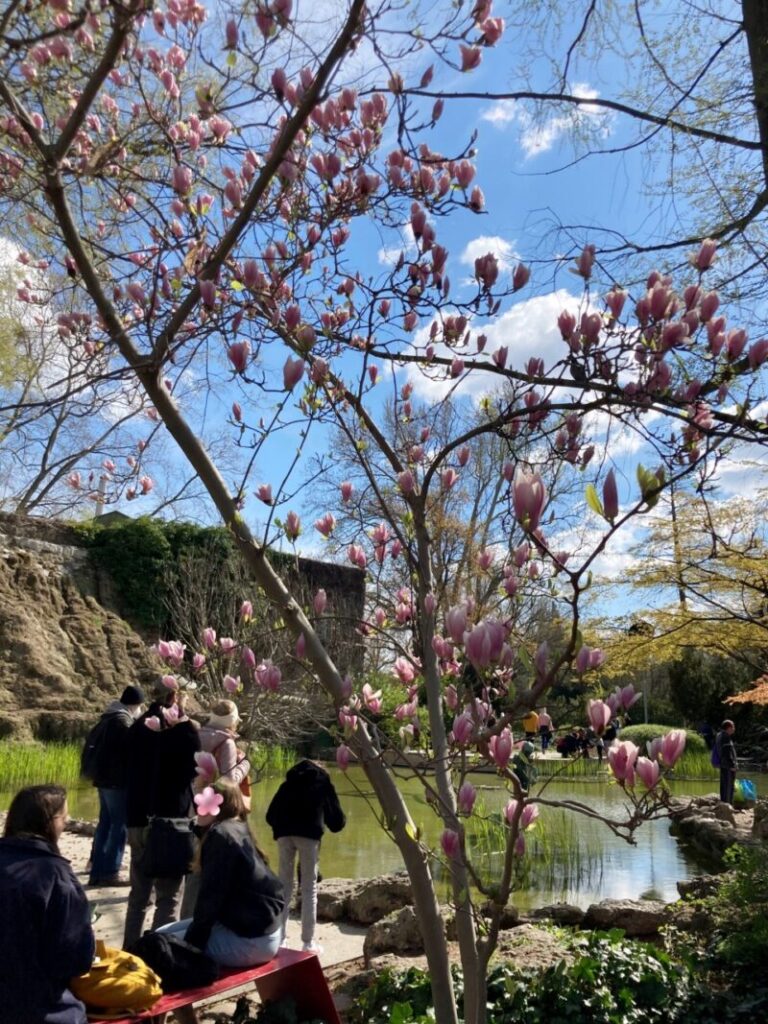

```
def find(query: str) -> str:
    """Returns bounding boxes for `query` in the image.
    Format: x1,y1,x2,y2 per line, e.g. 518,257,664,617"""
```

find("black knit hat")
120,684,145,706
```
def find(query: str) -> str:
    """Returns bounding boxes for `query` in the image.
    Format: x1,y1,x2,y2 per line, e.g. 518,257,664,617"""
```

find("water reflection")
4,770,751,910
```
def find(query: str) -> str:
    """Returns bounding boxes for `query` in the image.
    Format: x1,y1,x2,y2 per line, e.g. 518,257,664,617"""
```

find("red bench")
91,948,341,1024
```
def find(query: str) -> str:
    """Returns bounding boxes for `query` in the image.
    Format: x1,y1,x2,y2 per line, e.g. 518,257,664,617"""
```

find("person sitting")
157,778,284,968
0,784,95,1024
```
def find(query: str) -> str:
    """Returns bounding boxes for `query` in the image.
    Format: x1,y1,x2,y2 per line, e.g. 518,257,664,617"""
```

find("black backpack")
128,932,219,992
80,716,109,780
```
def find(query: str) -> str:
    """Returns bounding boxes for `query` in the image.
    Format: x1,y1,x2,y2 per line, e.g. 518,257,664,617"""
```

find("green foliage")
348,935,704,1023
706,845,768,972
618,724,706,754
667,650,754,728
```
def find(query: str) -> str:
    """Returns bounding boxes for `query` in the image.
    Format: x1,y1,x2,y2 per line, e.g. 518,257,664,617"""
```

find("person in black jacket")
0,785,95,1024
266,759,345,953
715,719,738,805
87,684,144,886
123,683,200,948
157,779,284,969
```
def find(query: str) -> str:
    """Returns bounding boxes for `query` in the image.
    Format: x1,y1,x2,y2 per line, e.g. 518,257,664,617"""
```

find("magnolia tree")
3,2,768,1022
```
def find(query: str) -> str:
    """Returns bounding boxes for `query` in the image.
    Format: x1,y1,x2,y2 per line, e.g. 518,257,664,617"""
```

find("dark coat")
266,760,346,841
716,729,737,771
185,819,284,952
0,837,95,1024
91,701,134,789
126,703,201,828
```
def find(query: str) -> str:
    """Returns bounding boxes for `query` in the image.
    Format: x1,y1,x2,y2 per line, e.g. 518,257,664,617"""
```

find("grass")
532,749,718,782
247,743,298,780
0,742,82,790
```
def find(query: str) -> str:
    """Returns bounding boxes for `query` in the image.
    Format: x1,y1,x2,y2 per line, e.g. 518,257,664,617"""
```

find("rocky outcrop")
669,795,759,863
581,898,669,936
364,906,426,959
318,873,413,924
529,902,585,927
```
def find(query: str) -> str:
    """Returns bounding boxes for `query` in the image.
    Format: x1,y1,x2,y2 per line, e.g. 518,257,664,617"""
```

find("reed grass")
248,743,298,779
0,742,82,790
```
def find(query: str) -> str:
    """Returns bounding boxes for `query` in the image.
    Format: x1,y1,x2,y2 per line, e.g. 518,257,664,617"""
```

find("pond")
5,766,758,911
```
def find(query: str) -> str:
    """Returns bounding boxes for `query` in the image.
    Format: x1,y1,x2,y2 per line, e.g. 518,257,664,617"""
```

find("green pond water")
5,767,759,911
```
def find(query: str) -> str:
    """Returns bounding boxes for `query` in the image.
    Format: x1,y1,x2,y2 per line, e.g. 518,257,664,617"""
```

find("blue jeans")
156,918,281,968
90,787,127,882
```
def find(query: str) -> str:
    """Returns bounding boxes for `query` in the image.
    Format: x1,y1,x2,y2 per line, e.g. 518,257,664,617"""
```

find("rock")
363,906,426,958
66,818,96,838
582,898,668,936
478,901,520,930
530,903,585,927
677,874,720,900
664,902,714,933
753,799,768,840
317,878,360,921
713,802,737,825
347,873,413,925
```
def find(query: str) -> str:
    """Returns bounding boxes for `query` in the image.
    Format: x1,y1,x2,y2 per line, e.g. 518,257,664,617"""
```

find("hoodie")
266,760,346,841
90,701,136,789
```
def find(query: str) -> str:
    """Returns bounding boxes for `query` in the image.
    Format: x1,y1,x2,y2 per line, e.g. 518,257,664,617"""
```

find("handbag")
128,932,219,992
140,815,195,878
70,940,162,1018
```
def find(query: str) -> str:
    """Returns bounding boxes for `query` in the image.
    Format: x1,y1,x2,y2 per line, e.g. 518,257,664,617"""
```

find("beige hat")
207,699,239,732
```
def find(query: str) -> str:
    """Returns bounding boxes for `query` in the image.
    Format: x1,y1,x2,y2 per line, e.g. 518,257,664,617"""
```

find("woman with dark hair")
0,784,95,1024
157,778,284,968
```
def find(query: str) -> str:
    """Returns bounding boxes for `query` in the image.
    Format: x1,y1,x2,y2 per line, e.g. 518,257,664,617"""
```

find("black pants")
720,768,735,805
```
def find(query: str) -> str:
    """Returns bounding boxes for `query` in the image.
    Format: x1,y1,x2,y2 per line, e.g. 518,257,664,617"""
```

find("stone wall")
0,512,366,740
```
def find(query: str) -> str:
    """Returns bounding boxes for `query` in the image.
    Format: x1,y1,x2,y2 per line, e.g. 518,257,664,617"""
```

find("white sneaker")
301,942,324,954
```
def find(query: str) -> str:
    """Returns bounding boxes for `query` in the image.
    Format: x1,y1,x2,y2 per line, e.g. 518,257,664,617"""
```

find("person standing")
522,708,540,743
715,719,737,805
86,685,144,886
123,683,200,948
266,760,345,954
537,708,553,752
0,785,95,1024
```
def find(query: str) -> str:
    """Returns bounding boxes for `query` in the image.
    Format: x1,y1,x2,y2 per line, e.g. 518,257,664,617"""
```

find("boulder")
347,873,413,925
530,903,585,927
317,878,360,921
753,799,768,840
363,906,426,958
664,902,714,933
582,898,668,936
677,874,720,900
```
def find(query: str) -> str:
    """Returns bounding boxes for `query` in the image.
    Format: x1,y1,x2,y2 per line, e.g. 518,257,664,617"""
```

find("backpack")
128,932,219,992
710,740,721,768
80,716,109,779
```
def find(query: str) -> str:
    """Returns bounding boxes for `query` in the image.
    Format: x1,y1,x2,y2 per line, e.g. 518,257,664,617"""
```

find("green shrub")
619,724,706,754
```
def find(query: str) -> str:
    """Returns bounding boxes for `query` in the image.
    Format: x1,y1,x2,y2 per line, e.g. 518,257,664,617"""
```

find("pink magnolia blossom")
445,605,468,644
362,682,382,714
219,637,237,654
603,469,619,521
256,484,273,505
192,653,206,672
647,737,663,762
223,674,240,693
314,512,336,538
283,356,305,390
505,799,539,829
284,511,301,541
398,469,416,495
693,238,717,271
373,607,387,628
227,341,250,374
574,244,596,280
441,468,459,491
313,589,327,615
476,548,494,571
202,627,217,649
440,828,460,859
424,593,437,614
444,684,458,710
157,639,186,667
488,727,513,769
660,729,686,767
340,481,354,503
295,633,306,658
393,656,417,684
512,470,547,532
255,660,281,691
619,684,640,710
347,544,367,569
452,712,474,745
458,782,477,815
194,751,219,784
161,674,179,691
512,262,530,291
607,740,640,786
636,756,660,790
336,744,351,771
232,402,242,422
239,600,253,621
194,786,223,817
587,699,612,735
241,647,256,670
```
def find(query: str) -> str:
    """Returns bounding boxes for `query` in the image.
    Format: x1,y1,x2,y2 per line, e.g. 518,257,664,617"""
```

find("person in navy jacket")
0,784,95,1024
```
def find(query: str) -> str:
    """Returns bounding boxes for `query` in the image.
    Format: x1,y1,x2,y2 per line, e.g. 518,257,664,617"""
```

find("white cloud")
405,288,580,403
482,84,613,159
378,223,417,267
460,235,519,272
